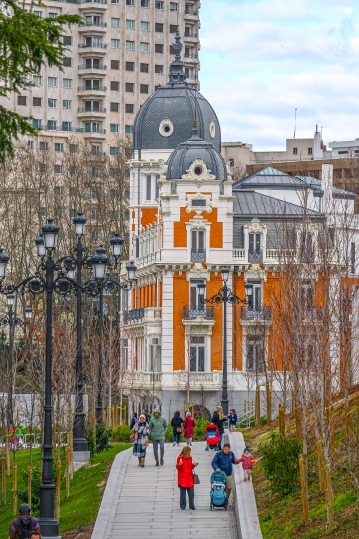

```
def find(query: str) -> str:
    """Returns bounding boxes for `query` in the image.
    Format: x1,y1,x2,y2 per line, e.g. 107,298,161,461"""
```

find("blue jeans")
173,432,180,444
152,439,165,464
219,433,223,449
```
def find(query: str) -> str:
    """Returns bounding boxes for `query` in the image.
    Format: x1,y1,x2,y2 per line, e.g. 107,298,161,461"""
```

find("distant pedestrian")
211,443,239,504
183,412,196,446
171,410,184,446
130,412,138,430
9,504,40,539
142,409,151,424
132,414,150,467
237,446,255,481
176,446,198,510
211,406,225,449
149,408,168,466
227,409,238,433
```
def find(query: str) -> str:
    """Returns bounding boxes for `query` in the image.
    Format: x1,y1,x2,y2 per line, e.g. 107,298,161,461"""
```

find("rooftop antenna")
294,108,297,139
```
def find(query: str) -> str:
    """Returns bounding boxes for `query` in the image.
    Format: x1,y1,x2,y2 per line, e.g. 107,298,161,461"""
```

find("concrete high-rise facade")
3,0,200,149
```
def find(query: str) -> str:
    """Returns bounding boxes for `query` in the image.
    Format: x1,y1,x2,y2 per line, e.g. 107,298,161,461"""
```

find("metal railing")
79,0,107,4
79,43,107,49
185,53,199,59
123,308,145,324
191,249,206,262
82,21,107,27
241,306,272,320
184,31,199,38
45,125,83,132
183,305,214,320
78,106,107,113
78,64,107,70
83,127,107,134
78,85,107,91
248,249,263,263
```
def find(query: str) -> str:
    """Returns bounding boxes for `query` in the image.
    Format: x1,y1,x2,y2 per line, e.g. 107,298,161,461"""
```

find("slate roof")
296,176,356,199
233,190,323,218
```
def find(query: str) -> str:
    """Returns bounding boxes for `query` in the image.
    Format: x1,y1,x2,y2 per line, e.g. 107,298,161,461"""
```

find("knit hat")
244,446,250,452
186,412,191,416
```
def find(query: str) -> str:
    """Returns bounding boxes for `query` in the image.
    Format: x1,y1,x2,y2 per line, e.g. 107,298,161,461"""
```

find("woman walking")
176,446,198,510
171,410,184,446
211,406,225,450
132,414,150,467
183,412,196,446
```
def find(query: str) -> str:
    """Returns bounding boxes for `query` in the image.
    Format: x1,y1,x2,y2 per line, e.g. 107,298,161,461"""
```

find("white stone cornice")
186,263,210,282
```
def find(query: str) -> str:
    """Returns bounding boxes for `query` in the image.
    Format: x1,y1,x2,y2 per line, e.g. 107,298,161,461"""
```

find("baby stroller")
210,470,227,511
205,423,220,451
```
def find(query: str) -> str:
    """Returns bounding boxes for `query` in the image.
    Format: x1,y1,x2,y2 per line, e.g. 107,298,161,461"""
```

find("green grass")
0,444,130,537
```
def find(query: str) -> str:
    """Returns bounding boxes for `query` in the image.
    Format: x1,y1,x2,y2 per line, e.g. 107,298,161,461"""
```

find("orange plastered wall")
141,208,158,228
174,207,223,248
173,272,188,370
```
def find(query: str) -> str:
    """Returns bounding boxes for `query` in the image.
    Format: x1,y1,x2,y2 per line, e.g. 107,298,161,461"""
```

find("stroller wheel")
205,447,209,451
210,503,213,511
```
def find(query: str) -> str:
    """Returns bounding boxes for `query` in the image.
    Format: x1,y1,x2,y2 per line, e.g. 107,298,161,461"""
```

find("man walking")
9,504,41,539
211,443,239,505
149,408,168,466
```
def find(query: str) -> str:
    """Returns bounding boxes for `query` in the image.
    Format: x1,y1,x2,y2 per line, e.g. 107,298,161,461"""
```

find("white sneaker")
173,442,176,446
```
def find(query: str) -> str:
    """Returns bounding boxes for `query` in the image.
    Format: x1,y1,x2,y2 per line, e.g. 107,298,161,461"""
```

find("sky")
198,0,359,150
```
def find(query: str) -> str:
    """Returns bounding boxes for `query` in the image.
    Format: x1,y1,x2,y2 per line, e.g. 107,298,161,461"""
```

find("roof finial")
193,118,197,130
168,31,187,86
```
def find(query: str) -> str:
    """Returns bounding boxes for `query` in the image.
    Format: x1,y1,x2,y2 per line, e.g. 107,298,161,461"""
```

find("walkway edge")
227,431,263,539
90,446,132,539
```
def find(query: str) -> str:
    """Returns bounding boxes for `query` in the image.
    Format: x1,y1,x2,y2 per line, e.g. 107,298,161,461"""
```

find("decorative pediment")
186,262,210,282
181,158,216,187
186,193,212,215
245,218,267,235
244,264,267,282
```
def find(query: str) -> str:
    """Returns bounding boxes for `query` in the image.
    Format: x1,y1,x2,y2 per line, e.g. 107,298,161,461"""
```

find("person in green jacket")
149,408,168,466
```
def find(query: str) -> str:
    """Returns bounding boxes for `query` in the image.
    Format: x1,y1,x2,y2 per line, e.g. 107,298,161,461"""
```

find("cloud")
198,0,359,150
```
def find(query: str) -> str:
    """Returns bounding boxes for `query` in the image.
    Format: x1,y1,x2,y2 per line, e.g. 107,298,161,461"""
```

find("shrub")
259,431,301,496
86,422,110,456
193,418,209,441
108,424,132,442
17,467,41,512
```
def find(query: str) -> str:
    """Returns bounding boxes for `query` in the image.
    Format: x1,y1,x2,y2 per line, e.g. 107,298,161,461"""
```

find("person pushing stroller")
211,443,240,505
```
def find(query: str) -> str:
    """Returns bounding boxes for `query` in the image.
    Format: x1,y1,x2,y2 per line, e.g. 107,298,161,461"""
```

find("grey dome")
167,128,228,181
132,33,221,153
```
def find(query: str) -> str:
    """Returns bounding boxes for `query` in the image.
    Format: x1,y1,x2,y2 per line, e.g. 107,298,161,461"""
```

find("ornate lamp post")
0,293,32,426
0,219,80,539
88,245,137,423
197,270,253,415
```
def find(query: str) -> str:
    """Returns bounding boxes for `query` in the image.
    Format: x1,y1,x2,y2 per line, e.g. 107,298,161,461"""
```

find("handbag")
176,427,182,433
193,472,200,485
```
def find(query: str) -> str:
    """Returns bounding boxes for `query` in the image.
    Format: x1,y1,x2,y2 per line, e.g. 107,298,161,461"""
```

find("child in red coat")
237,446,255,481
176,446,198,510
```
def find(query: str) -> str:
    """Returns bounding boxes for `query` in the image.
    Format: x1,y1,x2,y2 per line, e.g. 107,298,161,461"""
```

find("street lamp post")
88,245,137,423
197,269,253,416
0,293,32,426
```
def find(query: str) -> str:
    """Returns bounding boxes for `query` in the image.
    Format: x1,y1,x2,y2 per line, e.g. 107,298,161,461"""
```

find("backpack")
18,517,34,538
211,483,226,506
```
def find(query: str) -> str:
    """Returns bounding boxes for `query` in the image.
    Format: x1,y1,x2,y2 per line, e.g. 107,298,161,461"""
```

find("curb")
225,430,263,539
90,446,132,539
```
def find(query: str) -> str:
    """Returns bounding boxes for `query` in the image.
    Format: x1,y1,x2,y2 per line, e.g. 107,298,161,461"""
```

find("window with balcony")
246,336,264,372
47,120,56,131
84,122,100,133
247,281,262,311
86,15,101,26
85,36,102,47
300,232,314,263
248,233,262,263
189,280,205,311
300,281,314,315
189,336,205,372
62,121,72,131
191,230,205,262
84,100,100,111
85,58,101,69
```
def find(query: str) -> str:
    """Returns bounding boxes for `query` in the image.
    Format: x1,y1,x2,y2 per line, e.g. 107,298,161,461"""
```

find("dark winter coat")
171,415,184,435
211,411,225,434
211,450,238,476
130,416,138,430
176,454,196,488
227,413,238,425
183,417,196,438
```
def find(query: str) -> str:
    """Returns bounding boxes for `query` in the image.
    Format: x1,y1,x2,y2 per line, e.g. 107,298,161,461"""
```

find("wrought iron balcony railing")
248,249,263,263
183,305,214,320
191,249,206,262
241,307,272,320
78,107,107,113
78,64,107,70
79,43,107,49
123,308,145,325
78,85,107,91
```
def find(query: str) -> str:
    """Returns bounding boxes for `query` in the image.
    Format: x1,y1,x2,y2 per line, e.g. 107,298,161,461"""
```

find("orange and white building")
121,34,359,417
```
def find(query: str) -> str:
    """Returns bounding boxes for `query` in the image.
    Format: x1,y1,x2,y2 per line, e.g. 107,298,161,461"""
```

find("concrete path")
96,441,240,539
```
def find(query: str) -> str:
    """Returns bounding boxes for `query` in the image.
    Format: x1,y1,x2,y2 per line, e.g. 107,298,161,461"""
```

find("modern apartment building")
3,0,200,149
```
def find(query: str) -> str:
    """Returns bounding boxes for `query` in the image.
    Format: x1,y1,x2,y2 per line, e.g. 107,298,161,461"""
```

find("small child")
237,446,255,481
227,409,238,433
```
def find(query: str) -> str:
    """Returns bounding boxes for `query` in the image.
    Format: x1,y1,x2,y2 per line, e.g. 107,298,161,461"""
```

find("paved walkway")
107,441,240,539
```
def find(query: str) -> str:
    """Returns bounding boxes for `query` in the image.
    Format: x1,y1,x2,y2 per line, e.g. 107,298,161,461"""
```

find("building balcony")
184,32,199,43
78,0,107,11
78,43,107,56
183,305,214,321
78,64,107,76
177,371,222,391
135,252,158,269
184,13,199,22
123,307,162,326
83,128,107,140
78,85,107,97
130,371,162,389
241,306,272,321
248,249,263,263
191,249,206,262
77,107,107,118
78,22,107,33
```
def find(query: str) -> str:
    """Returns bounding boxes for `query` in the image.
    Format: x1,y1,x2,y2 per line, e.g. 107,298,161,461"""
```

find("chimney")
314,125,323,160
322,164,333,213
